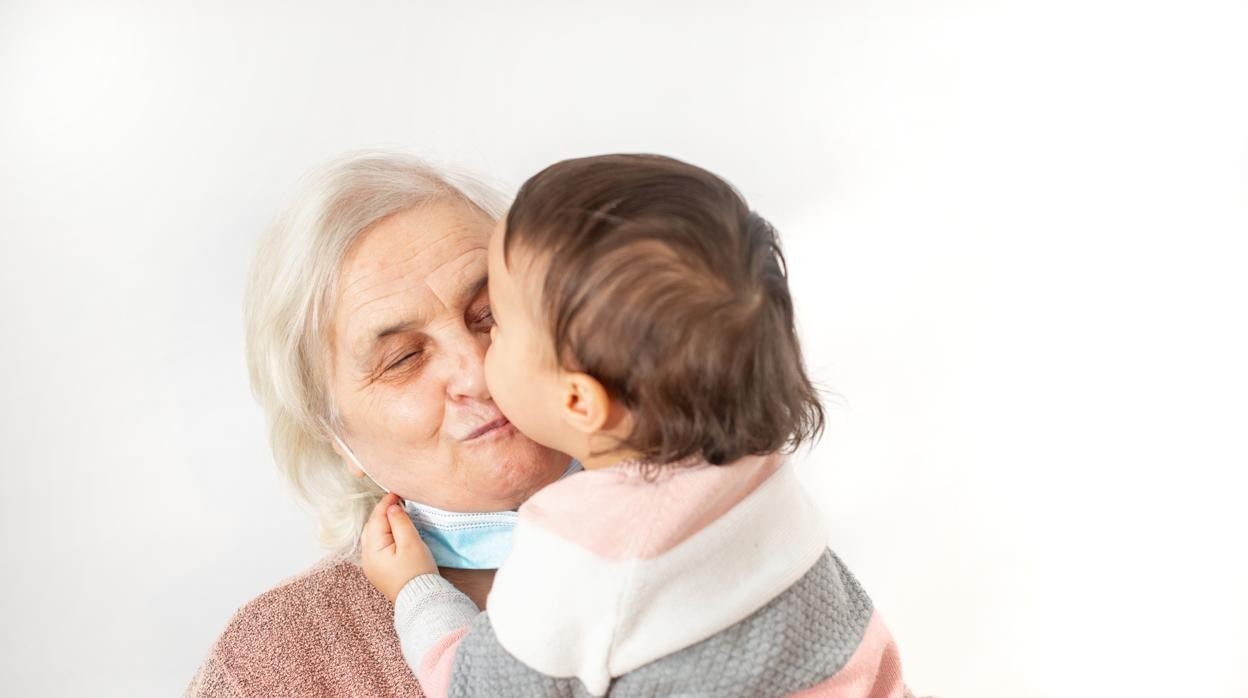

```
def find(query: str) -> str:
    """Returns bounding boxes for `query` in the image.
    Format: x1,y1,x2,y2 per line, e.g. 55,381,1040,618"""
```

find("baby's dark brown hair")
504,154,823,466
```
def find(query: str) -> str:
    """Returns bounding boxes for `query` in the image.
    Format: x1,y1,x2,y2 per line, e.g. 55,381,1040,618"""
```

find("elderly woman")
186,153,572,696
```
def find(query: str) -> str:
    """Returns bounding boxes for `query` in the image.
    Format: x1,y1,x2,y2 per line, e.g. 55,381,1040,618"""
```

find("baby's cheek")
483,343,504,395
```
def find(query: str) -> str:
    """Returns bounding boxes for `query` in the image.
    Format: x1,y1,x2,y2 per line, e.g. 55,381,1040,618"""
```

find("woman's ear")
559,371,612,435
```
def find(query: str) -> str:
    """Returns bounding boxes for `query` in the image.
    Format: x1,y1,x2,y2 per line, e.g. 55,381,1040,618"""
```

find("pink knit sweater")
186,519,923,698
185,555,423,697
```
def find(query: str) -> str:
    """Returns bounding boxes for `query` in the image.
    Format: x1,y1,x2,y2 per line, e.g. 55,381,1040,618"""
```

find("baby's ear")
559,371,612,435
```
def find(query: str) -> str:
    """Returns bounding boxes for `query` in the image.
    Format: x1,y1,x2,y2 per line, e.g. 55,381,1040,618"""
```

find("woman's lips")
464,417,512,441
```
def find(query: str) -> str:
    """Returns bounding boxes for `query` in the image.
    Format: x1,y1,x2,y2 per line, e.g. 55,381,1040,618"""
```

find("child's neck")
579,448,645,471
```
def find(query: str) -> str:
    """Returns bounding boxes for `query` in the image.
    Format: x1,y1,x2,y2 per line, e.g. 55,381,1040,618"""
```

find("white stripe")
486,463,828,695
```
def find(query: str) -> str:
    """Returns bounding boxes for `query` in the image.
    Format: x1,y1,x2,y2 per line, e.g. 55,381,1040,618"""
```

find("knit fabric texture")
449,549,885,697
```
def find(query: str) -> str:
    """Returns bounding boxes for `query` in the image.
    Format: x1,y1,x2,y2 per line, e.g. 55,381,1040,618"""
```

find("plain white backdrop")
2,1,1246,696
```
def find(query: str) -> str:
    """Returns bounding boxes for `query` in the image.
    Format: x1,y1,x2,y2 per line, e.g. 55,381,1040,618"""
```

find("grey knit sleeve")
392,573,482,671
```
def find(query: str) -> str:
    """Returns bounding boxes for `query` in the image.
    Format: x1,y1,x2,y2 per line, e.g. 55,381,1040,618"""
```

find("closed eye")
472,305,495,330
388,350,422,371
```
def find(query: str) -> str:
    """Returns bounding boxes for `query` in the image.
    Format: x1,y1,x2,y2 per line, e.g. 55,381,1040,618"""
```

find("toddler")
361,154,909,697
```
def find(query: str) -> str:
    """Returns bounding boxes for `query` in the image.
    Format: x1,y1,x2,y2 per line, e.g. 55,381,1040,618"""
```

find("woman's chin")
460,436,570,504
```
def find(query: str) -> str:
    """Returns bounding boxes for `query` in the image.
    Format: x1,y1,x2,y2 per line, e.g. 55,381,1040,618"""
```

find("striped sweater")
394,453,908,697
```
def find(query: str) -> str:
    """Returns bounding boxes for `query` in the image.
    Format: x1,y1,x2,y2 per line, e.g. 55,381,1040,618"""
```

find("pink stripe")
416,627,468,698
788,612,906,698
519,452,784,561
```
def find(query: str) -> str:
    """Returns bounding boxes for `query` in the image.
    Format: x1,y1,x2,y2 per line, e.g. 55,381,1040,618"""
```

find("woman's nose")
442,329,491,403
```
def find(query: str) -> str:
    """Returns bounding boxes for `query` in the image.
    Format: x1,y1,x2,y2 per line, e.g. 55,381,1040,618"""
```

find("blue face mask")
399,458,582,569
333,434,581,569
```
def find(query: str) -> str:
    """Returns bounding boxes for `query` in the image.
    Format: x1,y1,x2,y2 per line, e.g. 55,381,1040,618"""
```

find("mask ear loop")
332,432,393,496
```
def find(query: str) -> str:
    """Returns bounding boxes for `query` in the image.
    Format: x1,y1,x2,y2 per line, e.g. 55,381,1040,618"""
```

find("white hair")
244,151,508,551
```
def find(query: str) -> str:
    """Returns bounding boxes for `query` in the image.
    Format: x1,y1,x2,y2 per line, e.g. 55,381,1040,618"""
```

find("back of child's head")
505,154,823,466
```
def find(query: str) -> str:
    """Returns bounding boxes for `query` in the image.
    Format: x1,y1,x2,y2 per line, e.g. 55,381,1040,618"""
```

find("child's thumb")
386,504,420,549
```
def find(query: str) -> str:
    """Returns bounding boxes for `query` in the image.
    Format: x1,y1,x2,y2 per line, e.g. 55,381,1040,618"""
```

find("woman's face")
328,199,570,512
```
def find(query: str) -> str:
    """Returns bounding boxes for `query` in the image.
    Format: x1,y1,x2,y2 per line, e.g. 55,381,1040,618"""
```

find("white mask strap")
332,433,391,494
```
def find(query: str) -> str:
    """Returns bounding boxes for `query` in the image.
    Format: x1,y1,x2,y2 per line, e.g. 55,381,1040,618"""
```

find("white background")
2,1,1246,696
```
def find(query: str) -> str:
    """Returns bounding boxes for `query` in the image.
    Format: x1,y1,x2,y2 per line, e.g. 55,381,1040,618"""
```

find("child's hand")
360,493,439,603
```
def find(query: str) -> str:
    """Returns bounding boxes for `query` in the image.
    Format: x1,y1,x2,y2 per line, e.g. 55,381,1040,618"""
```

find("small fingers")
386,503,420,550
362,493,400,553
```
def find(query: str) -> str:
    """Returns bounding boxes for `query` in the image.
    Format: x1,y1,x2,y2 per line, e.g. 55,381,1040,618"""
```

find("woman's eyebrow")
461,274,488,308
374,320,422,341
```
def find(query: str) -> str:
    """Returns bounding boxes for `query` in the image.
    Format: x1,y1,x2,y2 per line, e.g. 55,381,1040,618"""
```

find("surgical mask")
333,434,581,569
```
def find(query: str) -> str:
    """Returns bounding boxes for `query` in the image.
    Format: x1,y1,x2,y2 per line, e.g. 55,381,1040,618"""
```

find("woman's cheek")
390,382,441,441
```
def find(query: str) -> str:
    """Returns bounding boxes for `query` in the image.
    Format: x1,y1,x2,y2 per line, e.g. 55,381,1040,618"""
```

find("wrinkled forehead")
334,202,491,352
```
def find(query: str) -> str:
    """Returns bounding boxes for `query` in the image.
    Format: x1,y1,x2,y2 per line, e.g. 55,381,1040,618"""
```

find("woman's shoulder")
186,554,420,697
222,554,380,634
